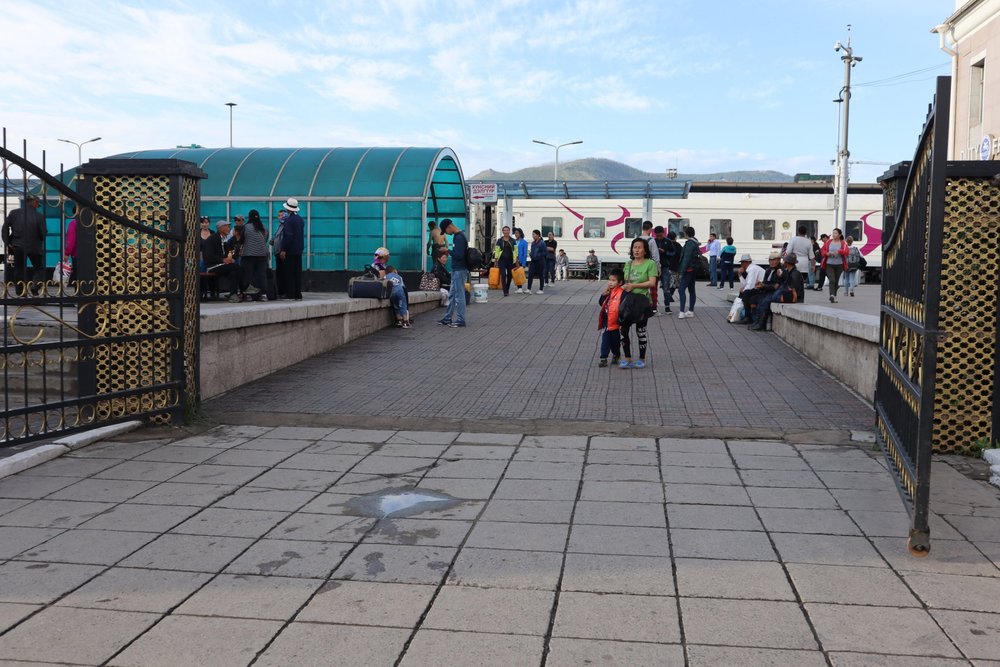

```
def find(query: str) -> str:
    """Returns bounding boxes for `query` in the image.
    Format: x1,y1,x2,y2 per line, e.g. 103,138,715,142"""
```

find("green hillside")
470,158,793,183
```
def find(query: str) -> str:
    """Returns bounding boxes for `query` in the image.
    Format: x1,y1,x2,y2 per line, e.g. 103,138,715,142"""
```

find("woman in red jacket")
821,228,850,303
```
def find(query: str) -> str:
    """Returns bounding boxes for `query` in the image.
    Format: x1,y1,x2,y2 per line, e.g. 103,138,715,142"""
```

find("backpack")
465,247,484,270
617,291,653,326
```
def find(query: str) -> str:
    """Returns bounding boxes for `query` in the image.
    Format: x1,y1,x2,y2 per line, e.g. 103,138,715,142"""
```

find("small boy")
597,268,625,367
384,266,411,328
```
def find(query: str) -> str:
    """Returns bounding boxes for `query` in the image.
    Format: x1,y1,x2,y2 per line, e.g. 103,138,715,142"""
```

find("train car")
472,182,884,279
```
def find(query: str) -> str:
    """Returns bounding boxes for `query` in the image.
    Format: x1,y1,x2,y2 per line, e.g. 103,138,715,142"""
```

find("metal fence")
1,132,204,447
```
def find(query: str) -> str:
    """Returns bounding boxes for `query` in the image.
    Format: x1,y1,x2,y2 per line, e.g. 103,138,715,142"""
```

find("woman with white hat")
372,247,390,278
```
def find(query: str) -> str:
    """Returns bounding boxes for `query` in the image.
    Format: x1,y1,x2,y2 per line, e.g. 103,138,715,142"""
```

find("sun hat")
739,253,752,262
283,197,299,212
784,252,797,265
768,250,781,260
216,219,231,229
374,247,390,257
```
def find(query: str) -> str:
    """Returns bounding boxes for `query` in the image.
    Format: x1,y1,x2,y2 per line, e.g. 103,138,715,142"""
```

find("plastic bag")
727,297,744,323
55,260,72,285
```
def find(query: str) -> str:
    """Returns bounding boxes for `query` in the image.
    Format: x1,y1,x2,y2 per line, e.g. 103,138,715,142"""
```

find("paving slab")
109,615,282,667
0,606,159,665
548,638,684,667
663,483,752,506
332,544,456,584
0,560,104,604
399,629,544,667
118,534,253,572
771,533,886,567
872,536,1000,577
0,499,116,528
806,603,962,657
675,558,796,600
786,563,920,606
687,646,828,667
573,500,667,527
421,585,554,635
0,526,66,560
17,528,157,565
667,504,764,531
467,520,569,552
553,591,681,643
224,538,352,578
561,553,676,596
173,573,321,620
0,602,40,633
568,524,671,557
257,622,411,666
447,547,564,591
670,528,777,561
930,609,1000,661
55,567,211,613
901,571,1000,613
297,580,436,627
681,598,817,649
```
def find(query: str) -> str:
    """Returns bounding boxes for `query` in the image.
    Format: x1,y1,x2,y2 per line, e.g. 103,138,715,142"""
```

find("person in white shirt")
706,233,722,286
785,225,814,278
737,254,765,324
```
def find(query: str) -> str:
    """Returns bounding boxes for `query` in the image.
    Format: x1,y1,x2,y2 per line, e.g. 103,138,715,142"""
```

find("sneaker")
686,310,695,317
395,321,403,328
633,360,646,369
534,290,543,295
678,311,687,319
437,319,450,326
611,356,620,364
448,322,466,328
260,295,268,302
227,294,241,303
599,359,608,368
829,295,835,303
618,360,632,369
663,308,671,314
244,285,261,295
402,322,411,329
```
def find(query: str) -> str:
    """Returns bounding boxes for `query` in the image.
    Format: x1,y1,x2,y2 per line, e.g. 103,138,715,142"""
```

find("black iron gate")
876,76,1000,556
2,133,204,447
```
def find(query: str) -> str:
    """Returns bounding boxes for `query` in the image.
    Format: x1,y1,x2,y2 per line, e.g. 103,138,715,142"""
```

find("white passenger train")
473,182,884,276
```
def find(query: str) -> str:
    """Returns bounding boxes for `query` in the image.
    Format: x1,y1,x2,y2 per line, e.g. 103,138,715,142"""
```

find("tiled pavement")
220,281,873,436
1,424,999,665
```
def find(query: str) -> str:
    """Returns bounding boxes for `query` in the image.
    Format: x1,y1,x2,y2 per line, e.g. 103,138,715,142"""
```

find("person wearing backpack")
492,225,517,297
677,226,700,319
844,235,862,297
438,218,468,328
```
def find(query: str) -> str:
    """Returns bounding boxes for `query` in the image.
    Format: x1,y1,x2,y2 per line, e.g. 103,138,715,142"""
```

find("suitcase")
348,276,391,299
265,268,277,301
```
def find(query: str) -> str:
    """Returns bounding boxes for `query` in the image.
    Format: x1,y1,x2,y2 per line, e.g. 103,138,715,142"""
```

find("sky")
1,0,955,184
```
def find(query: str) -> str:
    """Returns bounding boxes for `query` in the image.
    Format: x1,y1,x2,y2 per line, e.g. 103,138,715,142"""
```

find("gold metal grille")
90,174,178,422
932,176,1000,454
181,177,201,416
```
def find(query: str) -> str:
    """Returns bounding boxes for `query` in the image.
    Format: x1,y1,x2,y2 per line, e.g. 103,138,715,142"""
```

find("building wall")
946,0,1000,159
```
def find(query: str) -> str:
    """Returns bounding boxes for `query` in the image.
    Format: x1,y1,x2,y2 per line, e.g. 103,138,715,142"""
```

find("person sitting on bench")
202,221,242,300
750,252,804,331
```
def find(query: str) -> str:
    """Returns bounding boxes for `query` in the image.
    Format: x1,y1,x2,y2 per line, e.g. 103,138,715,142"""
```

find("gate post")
75,159,206,425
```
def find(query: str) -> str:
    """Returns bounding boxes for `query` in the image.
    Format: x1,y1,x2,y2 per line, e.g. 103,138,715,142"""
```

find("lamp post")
57,136,102,168
225,102,237,147
532,139,582,189
834,32,861,231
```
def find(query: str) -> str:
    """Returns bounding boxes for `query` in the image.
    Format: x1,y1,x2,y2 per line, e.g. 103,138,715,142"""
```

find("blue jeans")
660,268,674,308
678,271,696,312
546,257,556,283
843,268,860,292
720,261,734,288
600,329,621,359
444,268,468,324
708,256,718,285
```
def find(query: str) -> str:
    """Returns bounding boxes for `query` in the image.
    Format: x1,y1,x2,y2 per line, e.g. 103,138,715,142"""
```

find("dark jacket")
432,261,451,290
2,206,47,255
202,233,227,266
678,237,700,273
280,213,305,254
450,230,469,270
529,239,547,263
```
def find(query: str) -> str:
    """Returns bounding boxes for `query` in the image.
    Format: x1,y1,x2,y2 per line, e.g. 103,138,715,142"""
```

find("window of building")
753,219,775,240
584,217,605,238
541,216,563,237
667,217,689,236
845,219,863,242
971,59,986,130
796,220,818,238
709,218,732,238
624,217,643,238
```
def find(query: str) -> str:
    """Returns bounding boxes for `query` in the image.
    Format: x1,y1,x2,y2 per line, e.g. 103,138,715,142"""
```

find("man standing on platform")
544,232,558,286
785,225,813,280
706,232,721,287
278,198,304,300
439,219,468,328
2,195,47,296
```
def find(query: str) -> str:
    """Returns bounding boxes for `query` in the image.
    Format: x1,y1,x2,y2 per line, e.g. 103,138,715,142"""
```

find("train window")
709,218,732,238
753,219,775,240
624,217,643,238
541,217,563,237
796,220,818,238
583,217,606,238
667,218,689,236
845,220,863,242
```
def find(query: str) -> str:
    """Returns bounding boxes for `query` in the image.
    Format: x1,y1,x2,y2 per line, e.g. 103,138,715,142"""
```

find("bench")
567,259,601,279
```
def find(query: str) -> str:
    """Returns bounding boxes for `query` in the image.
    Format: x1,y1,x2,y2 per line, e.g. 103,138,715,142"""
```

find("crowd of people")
198,197,304,303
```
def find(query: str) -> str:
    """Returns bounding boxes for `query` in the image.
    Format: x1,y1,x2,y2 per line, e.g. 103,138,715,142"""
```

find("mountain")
469,158,793,183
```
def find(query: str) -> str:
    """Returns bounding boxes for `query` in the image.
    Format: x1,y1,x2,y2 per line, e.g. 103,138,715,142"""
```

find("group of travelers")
198,197,304,303
783,226,864,302
2,195,47,295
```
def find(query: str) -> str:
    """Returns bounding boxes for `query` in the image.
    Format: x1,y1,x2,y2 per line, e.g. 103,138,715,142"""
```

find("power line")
854,62,949,88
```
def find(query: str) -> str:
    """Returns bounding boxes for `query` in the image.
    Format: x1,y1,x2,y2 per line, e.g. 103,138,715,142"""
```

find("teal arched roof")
97,146,467,272
105,146,465,203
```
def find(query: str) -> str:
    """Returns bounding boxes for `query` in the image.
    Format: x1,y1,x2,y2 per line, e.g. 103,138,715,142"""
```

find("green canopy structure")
105,147,467,272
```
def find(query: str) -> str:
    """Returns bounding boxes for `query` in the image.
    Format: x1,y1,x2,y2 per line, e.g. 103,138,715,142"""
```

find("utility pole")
225,102,237,148
834,27,861,231
532,139,582,191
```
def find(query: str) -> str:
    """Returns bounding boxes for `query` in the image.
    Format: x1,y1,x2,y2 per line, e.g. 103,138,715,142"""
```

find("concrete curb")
0,420,143,481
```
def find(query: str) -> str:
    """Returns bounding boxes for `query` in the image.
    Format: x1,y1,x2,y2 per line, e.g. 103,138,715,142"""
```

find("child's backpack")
465,247,484,270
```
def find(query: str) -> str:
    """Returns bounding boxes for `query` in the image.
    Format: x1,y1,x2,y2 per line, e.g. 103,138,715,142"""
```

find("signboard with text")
469,183,498,204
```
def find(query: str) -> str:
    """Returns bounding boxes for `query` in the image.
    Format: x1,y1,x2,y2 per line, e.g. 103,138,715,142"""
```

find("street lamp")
225,102,237,147
532,139,583,188
834,33,861,231
57,136,102,167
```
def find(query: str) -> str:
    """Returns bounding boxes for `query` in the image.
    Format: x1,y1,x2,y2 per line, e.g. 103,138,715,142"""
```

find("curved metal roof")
104,146,465,201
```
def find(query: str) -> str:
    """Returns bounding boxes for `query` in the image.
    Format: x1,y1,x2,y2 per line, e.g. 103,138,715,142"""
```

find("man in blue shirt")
439,219,467,328
278,197,305,300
